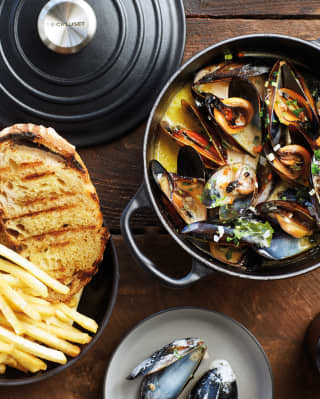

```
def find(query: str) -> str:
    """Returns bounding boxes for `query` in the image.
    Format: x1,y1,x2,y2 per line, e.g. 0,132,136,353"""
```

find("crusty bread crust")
0,124,109,302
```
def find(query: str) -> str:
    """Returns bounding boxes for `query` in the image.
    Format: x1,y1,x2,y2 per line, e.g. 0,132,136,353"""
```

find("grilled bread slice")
0,124,109,302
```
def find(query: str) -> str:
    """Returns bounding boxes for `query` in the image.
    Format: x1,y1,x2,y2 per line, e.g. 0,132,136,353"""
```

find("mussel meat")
201,77,262,157
264,60,320,148
209,242,246,266
264,142,311,186
189,359,238,399
150,160,207,225
256,200,315,238
181,99,227,165
160,121,223,168
201,163,257,210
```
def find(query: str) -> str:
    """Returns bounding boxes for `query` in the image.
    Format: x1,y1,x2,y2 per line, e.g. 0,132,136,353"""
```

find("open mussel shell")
181,217,274,249
189,359,238,399
201,162,257,213
264,60,320,148
159,120,223,169
256,230,317,260
209,242,247,267
127,338,205,380
227,77,263,157
252,155,275,206
264,141,311,187
181,99,227,165
256,200,315,238
310,152,320,226
199,78,262,158
150,159,207,226
140,344,207,399
177,145,206,180
194,62,269,85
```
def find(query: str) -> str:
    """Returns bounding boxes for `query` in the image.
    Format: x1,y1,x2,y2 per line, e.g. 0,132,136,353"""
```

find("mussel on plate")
127,338,207,399
189,359,238,399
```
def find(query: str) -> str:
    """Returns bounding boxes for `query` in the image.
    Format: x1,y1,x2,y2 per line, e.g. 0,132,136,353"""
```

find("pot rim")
143,33,320,280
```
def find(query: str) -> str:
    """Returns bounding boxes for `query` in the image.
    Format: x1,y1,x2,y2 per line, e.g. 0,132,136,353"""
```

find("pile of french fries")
0,243,98,374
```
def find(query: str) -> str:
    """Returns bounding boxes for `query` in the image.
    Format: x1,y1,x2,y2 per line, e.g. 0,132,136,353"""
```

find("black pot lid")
0,0,186,146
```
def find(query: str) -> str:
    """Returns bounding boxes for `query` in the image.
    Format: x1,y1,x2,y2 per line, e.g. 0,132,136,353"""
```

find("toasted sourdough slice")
0,124,109,302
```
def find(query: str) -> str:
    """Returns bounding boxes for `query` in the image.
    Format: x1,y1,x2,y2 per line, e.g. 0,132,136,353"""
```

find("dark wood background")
2,1,320,398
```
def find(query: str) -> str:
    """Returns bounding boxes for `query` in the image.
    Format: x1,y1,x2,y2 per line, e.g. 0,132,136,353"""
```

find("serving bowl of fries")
0,239,119,385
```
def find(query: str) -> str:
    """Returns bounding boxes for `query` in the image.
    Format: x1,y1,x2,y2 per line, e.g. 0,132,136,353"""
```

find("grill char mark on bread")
0,124,108,302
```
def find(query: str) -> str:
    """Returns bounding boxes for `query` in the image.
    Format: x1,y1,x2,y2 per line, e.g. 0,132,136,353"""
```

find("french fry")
0,273,23,288
57,304,98,333
0,326,67,364
55,309,72,324
11,348,47,373
18,315,91,345
0,294,23,335
0,244,69,295
18,293,55,317
0,364,6,374
0,353,7,363
4,355,28,373
0,280,40,321
0,259,48,297
44,323,91,345
0,339,14,353
20,322,80,358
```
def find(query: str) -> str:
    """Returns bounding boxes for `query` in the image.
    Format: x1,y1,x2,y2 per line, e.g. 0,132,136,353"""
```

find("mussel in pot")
154,53,320,270
150,159,207,225
127,338,206,399
256,200,315,238
264,142,311,186
160,120,223,168
189,359,238,399
181,217,274,249
209,242,247,267
264,60,320,148
201,162,257,220
198,77,263,157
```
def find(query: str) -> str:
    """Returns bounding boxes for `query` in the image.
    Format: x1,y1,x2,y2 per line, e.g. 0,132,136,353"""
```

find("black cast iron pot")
121,34,320,287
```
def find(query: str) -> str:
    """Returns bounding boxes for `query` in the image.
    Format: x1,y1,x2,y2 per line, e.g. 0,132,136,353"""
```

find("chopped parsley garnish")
292,107,305,117
315,149,320,161
233,219,274,248
312,162,320,175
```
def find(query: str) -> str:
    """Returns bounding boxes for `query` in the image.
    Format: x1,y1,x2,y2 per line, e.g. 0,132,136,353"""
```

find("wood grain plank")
80,18,320,231
184,0,320,17
1,235,320,399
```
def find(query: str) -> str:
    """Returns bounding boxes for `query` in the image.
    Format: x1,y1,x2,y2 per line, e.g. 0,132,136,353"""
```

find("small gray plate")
103,307,273,399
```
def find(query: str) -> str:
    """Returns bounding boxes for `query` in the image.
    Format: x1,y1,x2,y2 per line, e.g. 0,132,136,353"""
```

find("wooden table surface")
3,1,320,398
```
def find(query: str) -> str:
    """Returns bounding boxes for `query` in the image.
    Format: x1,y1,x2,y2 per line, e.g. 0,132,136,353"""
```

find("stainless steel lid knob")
38,0,97,55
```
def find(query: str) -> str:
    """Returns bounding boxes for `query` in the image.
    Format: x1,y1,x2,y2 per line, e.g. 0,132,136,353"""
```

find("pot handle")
120,183,213,288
